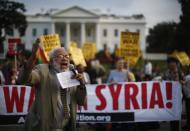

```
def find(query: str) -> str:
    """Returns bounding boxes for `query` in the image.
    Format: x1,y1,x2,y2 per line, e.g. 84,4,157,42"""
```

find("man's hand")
25,38,40,69
73,73,86,85
17,38,40,85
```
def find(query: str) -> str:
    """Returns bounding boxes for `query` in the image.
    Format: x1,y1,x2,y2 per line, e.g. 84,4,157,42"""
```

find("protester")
162,57,185,131
107,58,136,131
1,60,12,84
111,44,120,69
152,63,161,79
132,68,143,82
144,60,152,76
96,44,113,65
10,64,18,85
18,39,87,131
84,59,106,131
86,59,106,84
107,58,130,83
183,66,190,130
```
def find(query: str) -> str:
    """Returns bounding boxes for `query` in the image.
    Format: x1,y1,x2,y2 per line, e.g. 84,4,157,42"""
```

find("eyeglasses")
56,54,69,59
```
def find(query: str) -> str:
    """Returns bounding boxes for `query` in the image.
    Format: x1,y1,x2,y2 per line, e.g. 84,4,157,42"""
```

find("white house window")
114,29,118,37
136,29,140,33
103,29,107,37
32,28,37,37
87,28,91,37
43,28,48,35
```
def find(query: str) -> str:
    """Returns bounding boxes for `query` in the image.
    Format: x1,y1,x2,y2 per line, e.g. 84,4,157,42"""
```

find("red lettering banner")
0,81,182,124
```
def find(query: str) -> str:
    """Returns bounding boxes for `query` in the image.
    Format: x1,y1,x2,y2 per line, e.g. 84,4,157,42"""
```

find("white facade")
17,6,146,53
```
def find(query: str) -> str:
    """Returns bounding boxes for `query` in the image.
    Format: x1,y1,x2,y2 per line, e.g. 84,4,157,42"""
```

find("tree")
0,0,27,53
146,0,190,54
146,22,177,53
174,0,190,54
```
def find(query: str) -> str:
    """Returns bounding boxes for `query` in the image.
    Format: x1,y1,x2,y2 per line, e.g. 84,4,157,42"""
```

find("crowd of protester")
0,45,190,131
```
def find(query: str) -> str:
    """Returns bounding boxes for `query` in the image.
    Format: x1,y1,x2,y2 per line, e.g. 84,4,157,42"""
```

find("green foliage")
146,22,178,53
146,0,190,54
174,0,190,54
0,0,27,42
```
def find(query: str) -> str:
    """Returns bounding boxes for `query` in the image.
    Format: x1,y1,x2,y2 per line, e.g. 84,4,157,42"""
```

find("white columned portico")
81,22,86,47
66,22,71,49
96,23,100,50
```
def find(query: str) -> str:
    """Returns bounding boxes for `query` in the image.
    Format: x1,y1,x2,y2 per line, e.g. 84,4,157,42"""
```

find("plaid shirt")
163,69,184,81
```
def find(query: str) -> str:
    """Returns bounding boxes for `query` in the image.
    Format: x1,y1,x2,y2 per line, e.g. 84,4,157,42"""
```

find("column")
96,23,100,50
81,22,86,47
51,22,55,33
66,22,70,49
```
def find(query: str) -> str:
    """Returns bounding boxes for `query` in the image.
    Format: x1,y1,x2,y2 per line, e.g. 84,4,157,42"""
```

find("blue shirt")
107,69,128,83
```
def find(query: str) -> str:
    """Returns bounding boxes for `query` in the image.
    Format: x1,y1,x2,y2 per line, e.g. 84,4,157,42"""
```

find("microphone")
69,64,85,86
69,64,78,76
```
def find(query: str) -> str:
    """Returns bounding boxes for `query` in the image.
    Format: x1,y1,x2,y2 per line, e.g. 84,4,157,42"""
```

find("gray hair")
48,47,66,61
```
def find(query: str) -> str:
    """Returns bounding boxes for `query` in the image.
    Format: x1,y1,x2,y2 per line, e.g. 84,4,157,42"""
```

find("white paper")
56,71,80,89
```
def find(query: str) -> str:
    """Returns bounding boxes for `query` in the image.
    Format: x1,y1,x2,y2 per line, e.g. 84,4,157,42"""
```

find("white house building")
12,6,146,53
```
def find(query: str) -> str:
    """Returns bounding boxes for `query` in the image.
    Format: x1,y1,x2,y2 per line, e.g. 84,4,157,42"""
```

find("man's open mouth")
61,62,68,66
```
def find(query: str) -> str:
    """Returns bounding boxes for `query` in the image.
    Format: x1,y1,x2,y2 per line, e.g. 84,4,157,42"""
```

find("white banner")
0,85,34,115
78,81,182,122
0,81,182,124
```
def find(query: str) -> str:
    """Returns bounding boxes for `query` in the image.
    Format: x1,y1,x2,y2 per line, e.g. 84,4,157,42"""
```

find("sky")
15,0,182,34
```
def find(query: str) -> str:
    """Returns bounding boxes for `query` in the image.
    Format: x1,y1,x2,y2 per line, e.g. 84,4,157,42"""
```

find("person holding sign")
106,58,134,131
107,58,131,83
162,57,185,131
18,39,86,131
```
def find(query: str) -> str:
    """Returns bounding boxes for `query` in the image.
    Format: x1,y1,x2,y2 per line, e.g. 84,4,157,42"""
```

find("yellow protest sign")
69,47,87,67
119,47,140,58
114,48,121,58
82,42,97,61
120,32,139,48
40,34,61,61
124,55,140,67
69,41,78,48
170,51,190,66
68,41,78,53
68,41,86,66
116,47,141,67
119,32,141,66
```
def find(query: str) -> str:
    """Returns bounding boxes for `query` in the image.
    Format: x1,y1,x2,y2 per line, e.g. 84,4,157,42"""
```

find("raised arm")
17,39,40,85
